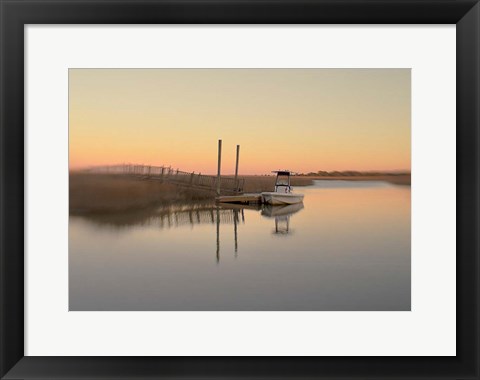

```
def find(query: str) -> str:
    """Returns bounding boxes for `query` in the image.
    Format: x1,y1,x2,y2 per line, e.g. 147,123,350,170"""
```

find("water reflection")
261,203,304,235
79,203,242,229
75,202,301,263
70,180,410,311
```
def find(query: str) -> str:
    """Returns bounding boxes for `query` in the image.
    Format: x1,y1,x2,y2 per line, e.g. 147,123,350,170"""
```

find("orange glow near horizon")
69,69,410,175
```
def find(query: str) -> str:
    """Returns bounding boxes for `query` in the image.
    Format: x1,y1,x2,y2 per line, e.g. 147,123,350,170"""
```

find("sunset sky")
69,69,410,175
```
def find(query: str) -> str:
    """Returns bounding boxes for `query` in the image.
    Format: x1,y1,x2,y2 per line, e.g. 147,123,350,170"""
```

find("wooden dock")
216,193,263,204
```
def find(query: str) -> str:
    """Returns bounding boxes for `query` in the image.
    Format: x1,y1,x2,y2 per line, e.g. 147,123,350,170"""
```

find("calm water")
69,180,411,311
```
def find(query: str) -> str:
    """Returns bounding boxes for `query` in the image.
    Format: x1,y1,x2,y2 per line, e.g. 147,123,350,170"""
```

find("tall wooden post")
234,144,240,192
216,139,222,196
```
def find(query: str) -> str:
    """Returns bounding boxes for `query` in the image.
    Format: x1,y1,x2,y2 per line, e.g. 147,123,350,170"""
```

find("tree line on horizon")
297,170,411,177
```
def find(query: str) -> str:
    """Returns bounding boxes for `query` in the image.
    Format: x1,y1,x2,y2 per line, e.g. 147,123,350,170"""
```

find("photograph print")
69,68,411,311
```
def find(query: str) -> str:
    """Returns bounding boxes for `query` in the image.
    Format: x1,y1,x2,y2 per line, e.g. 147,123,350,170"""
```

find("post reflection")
233,209,238,257
214,204,260,263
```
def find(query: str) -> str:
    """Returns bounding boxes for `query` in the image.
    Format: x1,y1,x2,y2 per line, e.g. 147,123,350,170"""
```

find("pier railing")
86,164,245,194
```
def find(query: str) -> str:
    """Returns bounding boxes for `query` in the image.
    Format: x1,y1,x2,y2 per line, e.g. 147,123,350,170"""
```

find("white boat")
261,170,304,205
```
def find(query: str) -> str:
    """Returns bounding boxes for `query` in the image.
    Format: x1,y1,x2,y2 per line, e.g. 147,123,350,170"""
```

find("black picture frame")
1,0,478,379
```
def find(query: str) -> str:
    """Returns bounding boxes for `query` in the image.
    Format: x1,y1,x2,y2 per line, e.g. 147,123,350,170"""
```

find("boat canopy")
272,170,292,192
272,170,292,175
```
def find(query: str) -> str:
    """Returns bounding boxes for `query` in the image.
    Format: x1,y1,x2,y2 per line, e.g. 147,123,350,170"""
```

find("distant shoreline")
296,174,411,186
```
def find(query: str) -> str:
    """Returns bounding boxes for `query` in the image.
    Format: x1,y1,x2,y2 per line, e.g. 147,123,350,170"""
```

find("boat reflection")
261,203,304,235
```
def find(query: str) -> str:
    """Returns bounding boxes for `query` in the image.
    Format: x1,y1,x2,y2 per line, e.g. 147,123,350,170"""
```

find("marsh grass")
69,173,213,214
303,174,411,186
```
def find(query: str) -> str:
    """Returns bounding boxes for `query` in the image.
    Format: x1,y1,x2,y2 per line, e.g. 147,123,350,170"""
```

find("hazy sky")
69,69,410,174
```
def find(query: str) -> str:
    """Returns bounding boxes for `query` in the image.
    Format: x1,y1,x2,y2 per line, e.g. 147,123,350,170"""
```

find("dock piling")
216,139,222,196
234,144,240,192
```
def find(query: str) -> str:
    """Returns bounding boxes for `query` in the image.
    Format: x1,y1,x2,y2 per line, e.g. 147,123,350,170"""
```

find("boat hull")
261,202,304,217
261,192,304,205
